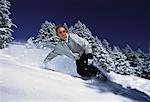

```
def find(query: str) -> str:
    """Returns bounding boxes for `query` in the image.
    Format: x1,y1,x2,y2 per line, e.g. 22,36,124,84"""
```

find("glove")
86,53,93,65
87,53,93,59
88,59,93,65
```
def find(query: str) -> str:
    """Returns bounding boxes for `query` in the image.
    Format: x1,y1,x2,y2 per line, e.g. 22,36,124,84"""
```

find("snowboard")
76,64,109,81
81,71,108,81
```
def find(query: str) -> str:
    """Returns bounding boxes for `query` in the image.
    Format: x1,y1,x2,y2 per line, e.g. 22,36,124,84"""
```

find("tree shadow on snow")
85,79,150,102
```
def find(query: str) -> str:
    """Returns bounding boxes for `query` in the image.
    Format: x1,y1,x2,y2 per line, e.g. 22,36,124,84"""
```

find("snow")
0,44,150,102
110,72,150,96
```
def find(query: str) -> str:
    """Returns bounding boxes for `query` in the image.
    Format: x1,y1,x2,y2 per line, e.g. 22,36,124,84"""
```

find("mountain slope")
0,44,150,102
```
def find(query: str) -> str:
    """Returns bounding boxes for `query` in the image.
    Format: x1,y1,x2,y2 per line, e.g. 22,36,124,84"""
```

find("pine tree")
68,25,74,33
144,53,150,79
137,49,147,66
63,22,69,32
0,0,15,49
94,36,115,72
122,45,143,76
112,46,134,75
25,37,36,48
137,48,150,79
36,20,57,43
70,21,97,56
70,20,92,39
134,49,146,77
116,46,122,52
102,39,112,54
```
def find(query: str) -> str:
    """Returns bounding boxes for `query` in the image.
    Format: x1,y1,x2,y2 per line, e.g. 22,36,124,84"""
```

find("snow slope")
0,44,150,102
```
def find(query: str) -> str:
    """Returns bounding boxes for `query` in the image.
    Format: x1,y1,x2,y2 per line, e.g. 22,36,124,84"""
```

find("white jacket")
44,33,92,63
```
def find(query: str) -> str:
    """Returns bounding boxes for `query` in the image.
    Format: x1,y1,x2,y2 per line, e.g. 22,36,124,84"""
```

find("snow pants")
76,53,100,77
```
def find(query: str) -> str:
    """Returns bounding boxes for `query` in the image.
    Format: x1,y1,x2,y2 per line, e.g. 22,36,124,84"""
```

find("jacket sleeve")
43,42,75,64
43,49,59,64
82,38,92,54
72,33,92,55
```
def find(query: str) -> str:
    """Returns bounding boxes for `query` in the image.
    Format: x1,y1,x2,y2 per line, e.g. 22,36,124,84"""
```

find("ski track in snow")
0,44,150,102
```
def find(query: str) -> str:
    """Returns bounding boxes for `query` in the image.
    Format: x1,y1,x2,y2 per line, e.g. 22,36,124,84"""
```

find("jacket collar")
65,33,69,43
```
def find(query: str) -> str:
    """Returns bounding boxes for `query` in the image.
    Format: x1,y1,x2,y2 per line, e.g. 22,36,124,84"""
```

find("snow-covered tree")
122,45,143,77
144,53,150,79
112,46,134,75
116,46,122,52
35,20,63,48
70,20,92,39
0,0,16,49
63,22,69,32
93,36,115,72
68,25,74,33
25,37,37,48
137,49,150,79
136,49,147,68
102,39,112,54
36,20,57,43
137,49,147,65
69,21,97,57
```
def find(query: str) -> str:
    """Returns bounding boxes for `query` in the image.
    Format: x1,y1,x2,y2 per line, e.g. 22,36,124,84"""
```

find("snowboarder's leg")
76,53,107,80
76,62,107,80
86,65,107,81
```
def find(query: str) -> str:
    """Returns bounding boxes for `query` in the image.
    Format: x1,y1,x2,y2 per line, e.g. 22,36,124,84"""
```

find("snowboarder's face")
57,27,68,40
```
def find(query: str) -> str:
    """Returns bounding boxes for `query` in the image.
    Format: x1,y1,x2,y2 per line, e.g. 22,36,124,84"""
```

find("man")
43,24,107,80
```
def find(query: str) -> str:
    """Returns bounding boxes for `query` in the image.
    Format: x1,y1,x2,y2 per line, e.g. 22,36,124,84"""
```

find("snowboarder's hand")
87,53,93,59
88,59,93,65
86,53,93,65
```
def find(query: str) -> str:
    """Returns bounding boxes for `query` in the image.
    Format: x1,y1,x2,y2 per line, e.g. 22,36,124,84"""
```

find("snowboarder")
43,24,107,80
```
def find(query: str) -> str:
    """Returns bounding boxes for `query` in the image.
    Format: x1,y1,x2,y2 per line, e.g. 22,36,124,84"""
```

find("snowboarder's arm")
43,42,75,64
83,39,92,54
43,49,58,64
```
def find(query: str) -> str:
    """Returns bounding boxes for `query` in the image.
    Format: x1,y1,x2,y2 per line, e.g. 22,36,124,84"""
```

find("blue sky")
10,0,150,52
